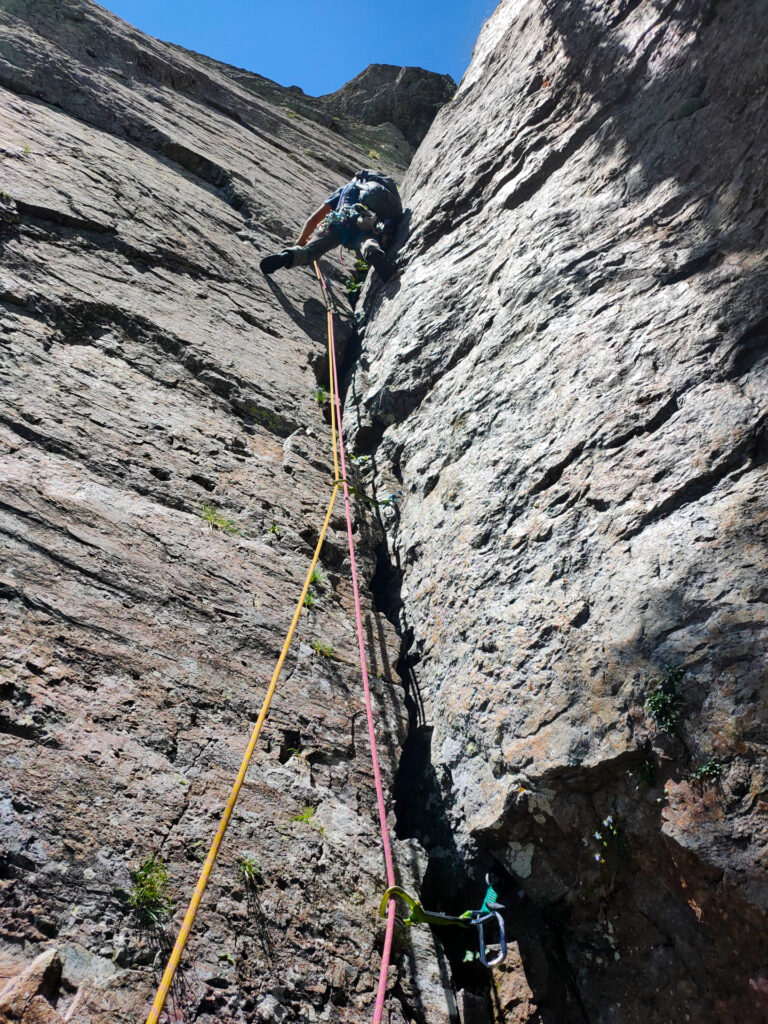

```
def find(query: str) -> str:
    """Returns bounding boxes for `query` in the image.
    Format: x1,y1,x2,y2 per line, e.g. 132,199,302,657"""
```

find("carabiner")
472,908,507,968
379,883,508,967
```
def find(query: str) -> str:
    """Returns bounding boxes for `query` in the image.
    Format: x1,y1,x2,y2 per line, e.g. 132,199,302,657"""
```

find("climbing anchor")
379,878,507,968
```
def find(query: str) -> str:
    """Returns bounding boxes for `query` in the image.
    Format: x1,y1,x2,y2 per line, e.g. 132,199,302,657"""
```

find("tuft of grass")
303,590,316,609
129,853,173,924
368,149,381,160
691,756,722,785
0,190,11,201
345,259,369,306
284,108,298,119
201,503,240,535
311,640,334,657
238,852,263,889
646,664,684,733
309,568,326,590
291,805,322,832
22,142,31,157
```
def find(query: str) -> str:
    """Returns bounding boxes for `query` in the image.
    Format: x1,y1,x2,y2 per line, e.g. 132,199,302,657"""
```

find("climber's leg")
358,235,396,282
260,251,292,274
261,230,341,275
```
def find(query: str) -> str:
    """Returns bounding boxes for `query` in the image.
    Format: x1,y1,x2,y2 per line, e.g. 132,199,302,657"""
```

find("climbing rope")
313,262,397,1024
146,260,398,1023
145,275,344,1024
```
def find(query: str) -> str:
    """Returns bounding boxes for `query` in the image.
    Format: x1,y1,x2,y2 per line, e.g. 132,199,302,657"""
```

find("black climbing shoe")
260,251,293,275
367,251,397,283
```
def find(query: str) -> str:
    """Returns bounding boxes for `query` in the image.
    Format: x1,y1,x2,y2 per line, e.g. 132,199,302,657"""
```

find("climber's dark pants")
285,227,394,280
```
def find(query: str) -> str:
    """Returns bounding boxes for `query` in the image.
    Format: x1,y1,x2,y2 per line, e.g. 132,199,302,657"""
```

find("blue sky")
99,0,495,95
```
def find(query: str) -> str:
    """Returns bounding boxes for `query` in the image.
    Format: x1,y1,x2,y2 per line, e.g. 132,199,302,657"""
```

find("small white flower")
604,815,613,825
594,853,601,862
594,831,602,840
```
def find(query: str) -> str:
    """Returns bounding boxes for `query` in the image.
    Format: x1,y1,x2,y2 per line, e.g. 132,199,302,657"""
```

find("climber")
259,168,401,282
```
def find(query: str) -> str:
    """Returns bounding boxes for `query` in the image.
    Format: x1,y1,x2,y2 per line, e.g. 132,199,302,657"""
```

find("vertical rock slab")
0,2,452,1022
353,0,768,1020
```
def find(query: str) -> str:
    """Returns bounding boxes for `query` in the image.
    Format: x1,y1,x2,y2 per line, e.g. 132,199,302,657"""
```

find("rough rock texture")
351,0,768,1021
3,0,768,1022
320,65,457,150
0,2,451,1022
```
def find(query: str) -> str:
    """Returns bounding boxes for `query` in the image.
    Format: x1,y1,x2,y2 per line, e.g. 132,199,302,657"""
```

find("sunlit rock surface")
0,1,453,1021
351,0,768,1020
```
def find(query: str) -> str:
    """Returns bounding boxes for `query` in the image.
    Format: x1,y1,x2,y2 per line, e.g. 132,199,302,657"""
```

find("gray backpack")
355,169,402,221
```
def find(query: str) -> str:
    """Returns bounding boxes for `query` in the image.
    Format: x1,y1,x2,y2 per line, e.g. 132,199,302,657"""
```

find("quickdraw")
320,203,378,245
379,879,508,968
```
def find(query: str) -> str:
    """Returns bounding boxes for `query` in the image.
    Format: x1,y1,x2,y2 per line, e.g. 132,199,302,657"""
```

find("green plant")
238,852,263,888
201,502,240,535
269,522,281,536
591,815,624,865
311,640,334,657
291,805,322,832
284,108,298,119
691,756,722,784
0,190,10,201
344,259,369,306
129,853,173,924
309,568,326,589
303,590,316,609
22,143,31,157
368,149,381,160
312,385,329,404
219,951,236,967
646,664,684,733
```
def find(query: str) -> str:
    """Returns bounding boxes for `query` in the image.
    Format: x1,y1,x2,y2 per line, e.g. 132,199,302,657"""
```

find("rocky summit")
0,1,766,1023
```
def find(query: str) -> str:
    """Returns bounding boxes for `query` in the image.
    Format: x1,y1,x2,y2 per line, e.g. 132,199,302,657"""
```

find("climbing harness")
320,203,376,246
379,880,508,969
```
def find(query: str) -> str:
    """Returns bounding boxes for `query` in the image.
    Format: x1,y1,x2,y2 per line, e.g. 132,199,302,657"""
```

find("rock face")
0,2,448,1022
2,0,767,1022
351,0,768,1021
321,65,457,149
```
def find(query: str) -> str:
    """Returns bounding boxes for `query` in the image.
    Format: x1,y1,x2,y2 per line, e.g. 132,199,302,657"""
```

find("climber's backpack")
321,168,402,243
356,168,399,194
354,168,402,221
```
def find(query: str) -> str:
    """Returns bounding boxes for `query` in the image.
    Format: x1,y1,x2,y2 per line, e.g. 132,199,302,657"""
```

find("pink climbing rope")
315,265,397,1024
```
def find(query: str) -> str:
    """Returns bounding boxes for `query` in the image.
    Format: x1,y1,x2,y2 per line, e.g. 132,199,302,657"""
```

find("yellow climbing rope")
145,264,340,1024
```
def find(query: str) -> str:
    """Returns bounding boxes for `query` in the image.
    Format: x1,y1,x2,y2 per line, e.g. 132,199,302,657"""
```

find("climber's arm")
297,204,331,246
